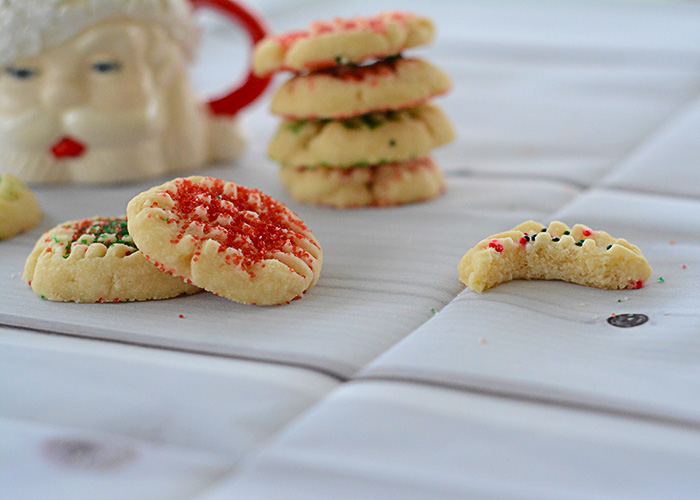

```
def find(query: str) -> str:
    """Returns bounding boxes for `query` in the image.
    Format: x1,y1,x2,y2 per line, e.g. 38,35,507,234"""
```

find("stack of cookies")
254,12,455,208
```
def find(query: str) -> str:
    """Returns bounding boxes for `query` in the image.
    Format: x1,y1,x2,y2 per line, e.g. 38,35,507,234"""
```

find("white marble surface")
2,0,700,498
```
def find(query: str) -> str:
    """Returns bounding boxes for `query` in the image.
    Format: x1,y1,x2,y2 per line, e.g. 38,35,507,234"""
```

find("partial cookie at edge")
0,174,42,240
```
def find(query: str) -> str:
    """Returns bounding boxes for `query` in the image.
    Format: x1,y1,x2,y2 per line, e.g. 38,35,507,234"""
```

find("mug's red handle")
190,0,272,117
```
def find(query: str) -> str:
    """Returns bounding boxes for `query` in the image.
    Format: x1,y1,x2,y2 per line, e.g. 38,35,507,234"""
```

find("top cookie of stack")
254,12,455,208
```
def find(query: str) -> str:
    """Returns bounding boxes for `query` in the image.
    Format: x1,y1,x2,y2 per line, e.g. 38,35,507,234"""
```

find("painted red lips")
51,137,86,159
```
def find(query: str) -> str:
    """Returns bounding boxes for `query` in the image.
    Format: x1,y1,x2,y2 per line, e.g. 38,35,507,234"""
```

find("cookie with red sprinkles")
279,157,445,208
22,216,200,303
253,12,434,76
270,57,450,120
126,176,323,305
458,221,652,293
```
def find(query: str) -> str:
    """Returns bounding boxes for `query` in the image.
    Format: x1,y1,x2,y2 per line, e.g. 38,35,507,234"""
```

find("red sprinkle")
582,229,592,237
670,240,675,245
519,237,527,246
630,280,645,290
166,178,317,274
488,240,504,253
682,265,686,269
178,314,184,319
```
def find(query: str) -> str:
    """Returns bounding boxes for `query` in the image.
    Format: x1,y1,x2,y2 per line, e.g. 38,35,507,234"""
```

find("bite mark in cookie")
458,221,653,293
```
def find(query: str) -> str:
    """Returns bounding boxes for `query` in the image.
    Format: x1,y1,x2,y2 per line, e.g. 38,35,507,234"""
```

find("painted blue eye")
5,67,39,80
91,61,122,74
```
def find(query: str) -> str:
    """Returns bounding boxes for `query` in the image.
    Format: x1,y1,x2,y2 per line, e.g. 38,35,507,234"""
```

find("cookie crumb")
478,337,487,345
580,303,586,307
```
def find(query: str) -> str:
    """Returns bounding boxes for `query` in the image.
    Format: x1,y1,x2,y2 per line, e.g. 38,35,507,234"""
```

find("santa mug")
0,0,271,184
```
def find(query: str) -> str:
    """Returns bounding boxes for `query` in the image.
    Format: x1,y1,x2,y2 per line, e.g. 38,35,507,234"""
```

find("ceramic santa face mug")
0,0,270,184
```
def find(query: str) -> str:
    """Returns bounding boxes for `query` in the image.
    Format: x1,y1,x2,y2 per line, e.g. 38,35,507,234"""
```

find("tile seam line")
0,323,349,383
551,86,700,217
353,374,700,433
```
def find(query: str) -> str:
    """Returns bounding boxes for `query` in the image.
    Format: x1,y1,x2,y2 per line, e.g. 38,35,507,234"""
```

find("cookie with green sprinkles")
268,104,454,169
0,174,42,240
458,220,652,293
22,216,200,303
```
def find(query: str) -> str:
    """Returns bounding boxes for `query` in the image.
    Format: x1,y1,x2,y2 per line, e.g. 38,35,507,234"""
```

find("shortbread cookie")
22,217,200,303
279,157,445,208
127,177,322,305
269,105,455,169
0,174,42,240
254,12,434,76
270,57,450,120
458,221,653,293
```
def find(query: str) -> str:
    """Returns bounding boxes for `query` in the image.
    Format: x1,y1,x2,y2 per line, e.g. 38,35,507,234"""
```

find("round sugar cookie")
270,57,450,120
269,104,455,169
127,176,323,305
458,221,653,293
279,157,445,208
22,217,200,303
0,174,42,240
254,12,435,76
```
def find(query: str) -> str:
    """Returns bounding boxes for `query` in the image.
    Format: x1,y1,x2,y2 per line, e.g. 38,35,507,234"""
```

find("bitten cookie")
127,176,323,305
458,221,653,293
22,217,200,303
269,105,455,169
279,157,445,208
254,12,434,76
270,58,450,120
0,174,42,240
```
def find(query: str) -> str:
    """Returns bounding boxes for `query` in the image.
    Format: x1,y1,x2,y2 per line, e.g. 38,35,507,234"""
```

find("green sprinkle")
658,277,665,283
430,308,437,315
607,245,613,250
286,120,309,135
360,113,384,130
389,139,396,147
575,240,584,247
217,195,222,199
552,237,560,242
40,295,46,300
541,228,547,232
524,235,530,242
617,299,622,302
563,231,570,235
